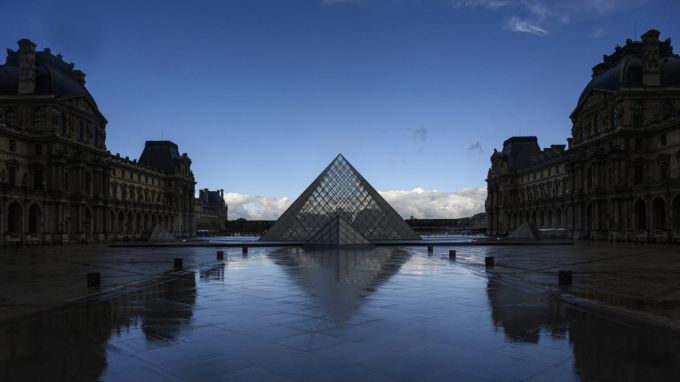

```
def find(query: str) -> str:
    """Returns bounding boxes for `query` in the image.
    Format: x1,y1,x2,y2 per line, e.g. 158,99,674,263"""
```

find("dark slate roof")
138,141,181,175
501,137,541,171
0,48,99,109
578,35,680,104
208,191,223,206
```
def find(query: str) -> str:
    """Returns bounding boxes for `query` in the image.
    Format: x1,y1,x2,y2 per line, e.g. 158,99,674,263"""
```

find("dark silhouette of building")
0,39,196,243
486,30,680,242
194,188,228,230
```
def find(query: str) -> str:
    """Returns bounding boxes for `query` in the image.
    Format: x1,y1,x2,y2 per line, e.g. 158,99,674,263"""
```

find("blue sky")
3,0,679,219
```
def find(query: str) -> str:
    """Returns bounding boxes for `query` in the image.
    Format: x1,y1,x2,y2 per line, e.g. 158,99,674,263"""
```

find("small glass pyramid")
260,154,421,242
304,215,374,248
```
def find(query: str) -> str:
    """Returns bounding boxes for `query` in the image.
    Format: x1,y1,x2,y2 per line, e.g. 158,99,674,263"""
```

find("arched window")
5,109,16,126
60,113,66,133
594,114,600,134
633,102,644,125
33,109,44,131
580,121,585,140
77,120,83,139
662,101,674,119
611,107,617,128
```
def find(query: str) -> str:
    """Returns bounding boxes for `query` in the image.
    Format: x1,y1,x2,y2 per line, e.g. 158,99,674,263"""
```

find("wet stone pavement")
2,246,680,381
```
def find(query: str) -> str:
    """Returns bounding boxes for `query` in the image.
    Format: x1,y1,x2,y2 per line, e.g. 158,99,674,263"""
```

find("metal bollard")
242,247,248,256
427,245,433,252
485,257,494,267
449,250,456,260
87,272,100,287
559,271,572,286
174,258,183,268
217,250,224,260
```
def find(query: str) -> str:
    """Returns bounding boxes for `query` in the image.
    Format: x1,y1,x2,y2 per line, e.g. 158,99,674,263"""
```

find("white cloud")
223,192,295,220
504,16,548,36
450,0,650,36
448,0,509,10
224,187,487,221
379,187,487,219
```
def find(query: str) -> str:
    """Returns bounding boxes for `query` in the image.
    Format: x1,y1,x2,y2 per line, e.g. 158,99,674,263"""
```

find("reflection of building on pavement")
0,274,197,381
486,278,679,381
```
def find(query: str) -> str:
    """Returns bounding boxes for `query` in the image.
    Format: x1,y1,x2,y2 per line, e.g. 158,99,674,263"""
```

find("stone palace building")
0,39,196,244
486,30,680,242
194,188,228,231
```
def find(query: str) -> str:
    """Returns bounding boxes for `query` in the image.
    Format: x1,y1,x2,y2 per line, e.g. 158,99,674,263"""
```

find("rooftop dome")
0,41,98,109
578,30,680,104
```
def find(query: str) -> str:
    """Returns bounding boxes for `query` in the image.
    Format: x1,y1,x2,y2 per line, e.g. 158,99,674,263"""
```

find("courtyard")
1,241,680,381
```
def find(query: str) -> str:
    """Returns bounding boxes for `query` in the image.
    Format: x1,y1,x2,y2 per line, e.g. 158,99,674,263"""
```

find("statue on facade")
0,169,6,184
22,173,29,187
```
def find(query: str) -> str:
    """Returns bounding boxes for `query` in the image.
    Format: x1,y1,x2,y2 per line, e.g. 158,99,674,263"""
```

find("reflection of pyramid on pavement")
304,215,374,249
260,154,421,242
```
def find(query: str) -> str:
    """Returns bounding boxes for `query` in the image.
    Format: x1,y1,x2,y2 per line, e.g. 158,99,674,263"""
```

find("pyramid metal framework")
260,154,421,242
304,215,374,248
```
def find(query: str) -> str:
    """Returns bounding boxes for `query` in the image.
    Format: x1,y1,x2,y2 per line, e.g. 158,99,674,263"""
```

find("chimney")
641,29,661,86
204,188,209,203
199,189,205,202
17,39,37,94
73,70,86,86
220,189,224,200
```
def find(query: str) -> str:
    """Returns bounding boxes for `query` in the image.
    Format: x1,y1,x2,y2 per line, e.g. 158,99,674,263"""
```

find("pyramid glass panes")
260,154,421,242
304,215,374,248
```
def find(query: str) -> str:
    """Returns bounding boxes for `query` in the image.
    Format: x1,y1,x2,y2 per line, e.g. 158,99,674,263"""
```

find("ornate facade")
194,188,228,230
0,39,196,244
486,30,680,242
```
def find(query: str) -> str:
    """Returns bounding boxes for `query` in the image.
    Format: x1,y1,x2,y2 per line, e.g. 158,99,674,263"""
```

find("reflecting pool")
1,247,679,381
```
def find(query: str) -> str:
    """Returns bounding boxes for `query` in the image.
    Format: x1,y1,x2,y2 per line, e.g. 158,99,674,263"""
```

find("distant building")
0,39,196,244
194,189,228,230
486,30,680,242
226,219,275,236
405,213,486,233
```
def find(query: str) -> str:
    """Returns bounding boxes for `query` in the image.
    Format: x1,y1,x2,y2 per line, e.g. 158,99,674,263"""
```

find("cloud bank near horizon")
223,187,487,220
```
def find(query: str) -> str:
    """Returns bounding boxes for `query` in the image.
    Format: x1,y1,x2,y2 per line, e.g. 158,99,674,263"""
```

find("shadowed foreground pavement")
1,242,679,381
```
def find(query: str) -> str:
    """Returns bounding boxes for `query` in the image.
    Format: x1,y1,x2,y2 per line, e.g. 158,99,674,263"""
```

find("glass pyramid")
260,154,421,242
304,215,374,248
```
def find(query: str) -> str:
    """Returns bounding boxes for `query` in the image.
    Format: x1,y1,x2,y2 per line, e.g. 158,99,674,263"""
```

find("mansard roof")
0,44,100,110
577,31,680,105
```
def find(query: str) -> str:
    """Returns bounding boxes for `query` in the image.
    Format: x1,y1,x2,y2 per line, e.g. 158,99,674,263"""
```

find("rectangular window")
145,176,148,184
34,170,43,190
130,172,133,180
121,169,125,177
634,164,644,184
660,161,669,181
635,138,642,150
137,174,141,181
8,166,16,186
35,145,42,155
